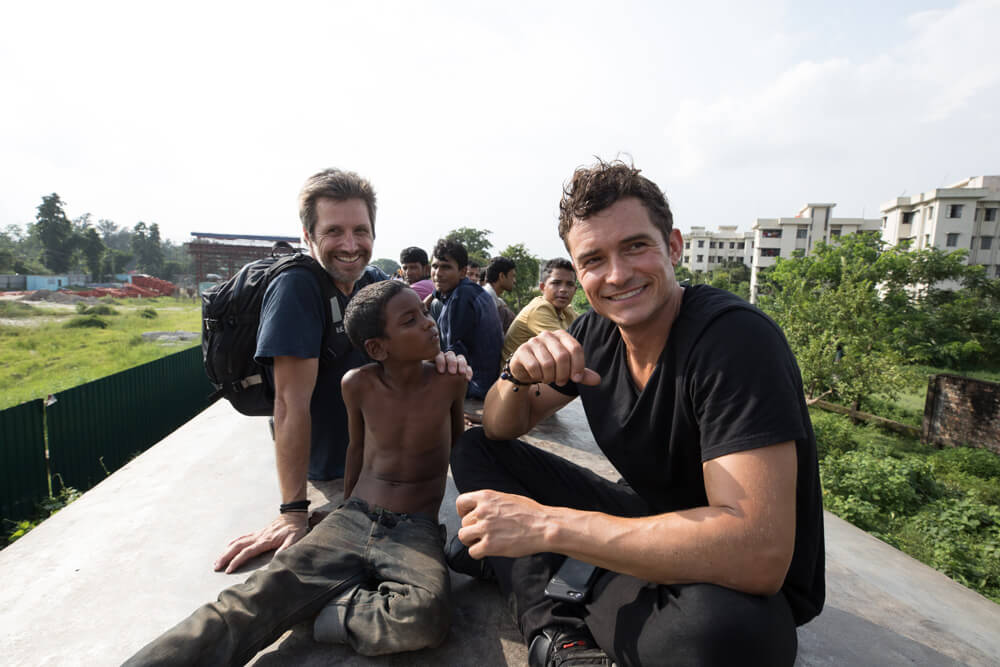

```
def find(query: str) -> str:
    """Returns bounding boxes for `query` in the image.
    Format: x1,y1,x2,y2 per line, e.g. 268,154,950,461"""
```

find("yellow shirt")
501,296,580,362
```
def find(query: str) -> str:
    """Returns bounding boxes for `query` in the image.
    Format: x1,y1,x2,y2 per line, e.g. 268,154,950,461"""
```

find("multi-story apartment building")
681,225,754,273
880,175,1000,280
748,204,881,302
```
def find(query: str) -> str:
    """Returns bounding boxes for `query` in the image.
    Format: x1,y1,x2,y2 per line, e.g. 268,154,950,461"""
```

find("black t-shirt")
553,285,824,625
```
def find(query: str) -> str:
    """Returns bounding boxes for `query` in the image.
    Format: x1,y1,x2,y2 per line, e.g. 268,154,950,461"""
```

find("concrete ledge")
1,399,998,666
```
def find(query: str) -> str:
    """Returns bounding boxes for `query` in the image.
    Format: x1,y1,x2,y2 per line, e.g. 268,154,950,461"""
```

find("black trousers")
450,428,798,667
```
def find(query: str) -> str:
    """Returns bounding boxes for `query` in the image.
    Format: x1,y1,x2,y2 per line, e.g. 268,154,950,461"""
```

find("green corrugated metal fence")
0,399,47,522
1,347,216,522
47,346,216,493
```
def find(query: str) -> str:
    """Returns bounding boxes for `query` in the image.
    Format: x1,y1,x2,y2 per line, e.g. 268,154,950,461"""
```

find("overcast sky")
2,0,998,263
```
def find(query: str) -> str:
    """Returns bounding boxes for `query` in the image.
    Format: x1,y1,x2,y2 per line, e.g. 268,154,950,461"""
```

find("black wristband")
279,499,310,514
500,361,541,395
500,361,530,387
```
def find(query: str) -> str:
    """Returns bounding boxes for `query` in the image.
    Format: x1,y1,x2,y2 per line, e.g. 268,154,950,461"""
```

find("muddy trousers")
124,498,451,667
451,428,798,667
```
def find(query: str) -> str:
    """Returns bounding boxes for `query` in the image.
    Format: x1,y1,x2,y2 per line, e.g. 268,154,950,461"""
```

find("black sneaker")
444,534,495,581
528,626,615,667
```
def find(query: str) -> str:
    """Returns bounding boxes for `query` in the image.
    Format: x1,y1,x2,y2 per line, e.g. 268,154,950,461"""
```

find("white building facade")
748,204,881,303
880,175,1000,280
681,225,754,274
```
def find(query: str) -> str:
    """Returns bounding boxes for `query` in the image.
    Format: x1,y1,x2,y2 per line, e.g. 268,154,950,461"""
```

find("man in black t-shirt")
450,160,824,667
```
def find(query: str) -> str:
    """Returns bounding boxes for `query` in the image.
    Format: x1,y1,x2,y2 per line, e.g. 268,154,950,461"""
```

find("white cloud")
662,0,1000,180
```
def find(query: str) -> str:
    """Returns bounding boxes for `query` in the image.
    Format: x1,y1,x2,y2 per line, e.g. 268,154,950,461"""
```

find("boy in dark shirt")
430,238,503,399
125,281,467,665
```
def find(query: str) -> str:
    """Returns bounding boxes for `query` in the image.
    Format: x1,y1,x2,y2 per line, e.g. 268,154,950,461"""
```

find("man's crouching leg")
584,573,798,667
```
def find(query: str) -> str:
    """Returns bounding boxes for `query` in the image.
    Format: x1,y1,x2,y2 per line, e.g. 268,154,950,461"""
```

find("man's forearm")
482,377,534,439
273,402,311,503
539,504,791,596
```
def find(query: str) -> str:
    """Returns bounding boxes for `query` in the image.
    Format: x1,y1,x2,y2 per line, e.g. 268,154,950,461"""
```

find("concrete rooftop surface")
1,399,999,666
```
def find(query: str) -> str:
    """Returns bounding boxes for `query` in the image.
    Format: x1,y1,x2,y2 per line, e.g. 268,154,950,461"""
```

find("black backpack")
201,242,350,416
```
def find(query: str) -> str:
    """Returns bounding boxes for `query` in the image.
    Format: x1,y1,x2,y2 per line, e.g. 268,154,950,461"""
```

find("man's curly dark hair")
558,158,673,248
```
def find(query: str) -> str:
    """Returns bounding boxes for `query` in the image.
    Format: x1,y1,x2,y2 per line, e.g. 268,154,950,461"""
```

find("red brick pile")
69,275,178,298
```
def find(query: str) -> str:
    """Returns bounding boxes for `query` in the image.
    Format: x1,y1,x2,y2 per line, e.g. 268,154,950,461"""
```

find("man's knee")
450,427,497,489
623,585,797,667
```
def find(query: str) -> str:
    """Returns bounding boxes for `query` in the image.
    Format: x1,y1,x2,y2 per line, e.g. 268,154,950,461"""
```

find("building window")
761,229,781,238
684,241,690,249
924,234,930,248
948,204,964,219
946,233,959,247
683,255,689,263
761,248,780,257
796,228,808,239
901,211,915,224
985,208,998,222
882,216,887,228
830,228,842,237
996,266,1000,278
928,206,934,218
737,242,745,249
697,240,704,248
709,241,716,248
696,254,703,262
982,237,993,250
727,242,733,249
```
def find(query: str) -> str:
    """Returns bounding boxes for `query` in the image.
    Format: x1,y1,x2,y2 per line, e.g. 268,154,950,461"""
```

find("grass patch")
813,407,1000,603
0,301,45,318
0,297,201,410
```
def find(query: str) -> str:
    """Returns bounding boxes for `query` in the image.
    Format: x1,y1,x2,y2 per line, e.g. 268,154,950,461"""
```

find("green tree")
131,221,165,276
102,249,133,278
444,227,493,267
97,219,131,251
758,233,904,408
371,258,400,277
497,243,539,312
80,227,105,281
34,193,74,273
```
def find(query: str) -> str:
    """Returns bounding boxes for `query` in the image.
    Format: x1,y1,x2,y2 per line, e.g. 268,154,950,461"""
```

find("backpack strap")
263,252,353,366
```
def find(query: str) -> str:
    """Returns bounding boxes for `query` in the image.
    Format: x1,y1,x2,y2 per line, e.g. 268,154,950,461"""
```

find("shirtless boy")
125,281,467,666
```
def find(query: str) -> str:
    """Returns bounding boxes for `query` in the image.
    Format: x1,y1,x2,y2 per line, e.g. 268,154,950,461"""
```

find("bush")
810,411,857,459
64,315,108,329
75,303,118,316
820,450,940,533
138,308,158,319
931,446,1000,480
0,301,39,318
860,394,921,428
895,496,1000,602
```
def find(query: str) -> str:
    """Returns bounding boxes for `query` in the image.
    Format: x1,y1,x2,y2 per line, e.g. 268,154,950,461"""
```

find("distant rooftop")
189,232,302,243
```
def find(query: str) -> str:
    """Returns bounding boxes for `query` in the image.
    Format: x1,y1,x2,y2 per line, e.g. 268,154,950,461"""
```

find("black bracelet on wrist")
279,499,311,514
500,361,529,388
500,361,541,396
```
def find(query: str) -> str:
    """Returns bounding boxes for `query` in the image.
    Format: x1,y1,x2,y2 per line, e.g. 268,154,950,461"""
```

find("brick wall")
922,374,1000,454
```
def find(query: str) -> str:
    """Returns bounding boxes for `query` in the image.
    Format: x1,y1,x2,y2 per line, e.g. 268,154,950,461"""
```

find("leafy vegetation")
0,193,193,281
3,484,82,547
64,315,109,329
75,302,119,316
497,242,541,312
0,301,58,318
755,233,1000,410
812,410,1000,602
